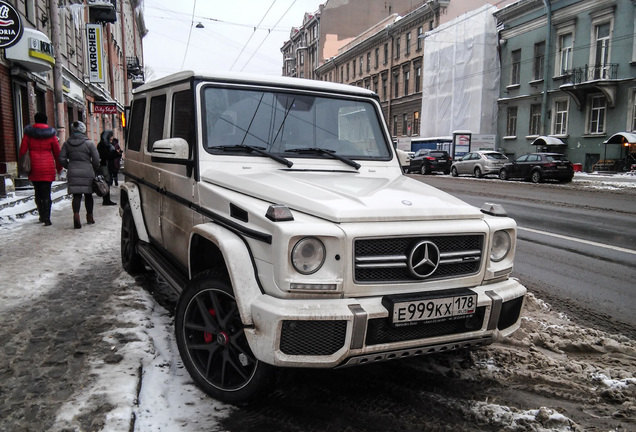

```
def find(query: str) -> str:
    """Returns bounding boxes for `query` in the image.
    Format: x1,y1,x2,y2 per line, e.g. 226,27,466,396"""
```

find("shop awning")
530,136,566,146
603,132,636,145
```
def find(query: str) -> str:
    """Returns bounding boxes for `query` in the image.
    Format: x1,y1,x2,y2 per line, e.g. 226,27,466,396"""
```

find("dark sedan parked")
406,149,452,174
499,152,574,183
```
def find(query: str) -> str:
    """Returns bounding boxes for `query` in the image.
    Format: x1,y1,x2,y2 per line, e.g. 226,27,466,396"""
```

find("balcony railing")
572,63,618,84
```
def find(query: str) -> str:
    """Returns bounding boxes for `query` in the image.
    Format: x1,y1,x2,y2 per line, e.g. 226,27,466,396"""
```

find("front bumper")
245,278,526,368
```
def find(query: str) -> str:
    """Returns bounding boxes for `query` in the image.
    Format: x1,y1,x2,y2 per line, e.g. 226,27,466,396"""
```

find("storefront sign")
93,103,117,114
86,24,105,83
0,1,22,48
28,37,55,64
5,28,54,72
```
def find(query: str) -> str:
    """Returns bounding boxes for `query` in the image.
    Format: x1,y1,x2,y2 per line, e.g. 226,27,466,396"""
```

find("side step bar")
137,242,187,295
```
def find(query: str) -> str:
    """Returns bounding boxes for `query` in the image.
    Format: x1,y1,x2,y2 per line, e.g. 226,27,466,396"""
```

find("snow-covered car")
451,151,509,178
119,71,527,404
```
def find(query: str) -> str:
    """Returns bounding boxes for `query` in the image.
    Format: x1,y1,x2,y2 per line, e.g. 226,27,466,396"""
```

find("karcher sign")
86,24,104,83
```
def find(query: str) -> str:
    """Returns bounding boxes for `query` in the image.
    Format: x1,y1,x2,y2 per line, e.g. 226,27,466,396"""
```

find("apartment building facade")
0,0,146,190
495,0,636,170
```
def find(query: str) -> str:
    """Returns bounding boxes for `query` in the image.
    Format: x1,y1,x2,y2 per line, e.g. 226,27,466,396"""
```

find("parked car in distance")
451,151,508,178
406,149,452,174
499,152,574,183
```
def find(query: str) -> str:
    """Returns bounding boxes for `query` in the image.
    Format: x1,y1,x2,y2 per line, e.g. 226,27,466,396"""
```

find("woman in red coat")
18,112,63,226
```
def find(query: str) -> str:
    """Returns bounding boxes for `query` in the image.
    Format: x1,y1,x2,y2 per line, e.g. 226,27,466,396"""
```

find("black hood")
100,130,113,145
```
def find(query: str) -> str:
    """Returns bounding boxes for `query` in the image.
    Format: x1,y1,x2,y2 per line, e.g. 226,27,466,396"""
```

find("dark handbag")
93,175,110,197
19,138,31,174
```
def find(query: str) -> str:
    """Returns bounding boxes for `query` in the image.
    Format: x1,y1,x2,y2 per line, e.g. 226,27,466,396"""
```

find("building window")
632,92,636,131
533,42,545,81
511,49,521,85
300,52,304,66
359,56,363,75
375,48,379,68
413,111,420,135
393,73,399,98
529,104,541,136
402,113,408,135
588,95,607,134
415,66,421,93
506,107,517,137
340,66,344,83
384,43,388,65
406,32,411,55
346,63,350,81
557,33,573,76
367,52,371,72
393,115,398,136
553,100,568,135
403,70,410,96
417,26,423,50
593,22,611,79
352,60,356,78
382,76,387,100
395,36,400,59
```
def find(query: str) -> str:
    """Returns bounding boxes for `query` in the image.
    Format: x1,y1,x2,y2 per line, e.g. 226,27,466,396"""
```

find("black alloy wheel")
499,169,508,180
121,204,144,274
175,270,272,403
531,170,542,183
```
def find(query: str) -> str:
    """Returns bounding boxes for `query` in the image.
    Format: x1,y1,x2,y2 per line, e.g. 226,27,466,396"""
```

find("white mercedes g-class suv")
120,71,526,403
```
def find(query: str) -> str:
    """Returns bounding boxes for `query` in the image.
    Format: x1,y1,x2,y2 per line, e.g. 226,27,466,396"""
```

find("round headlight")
291,237,326,275
490,230,511,262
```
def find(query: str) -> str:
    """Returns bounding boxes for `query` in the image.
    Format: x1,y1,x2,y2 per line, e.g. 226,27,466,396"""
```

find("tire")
451,167,458,177
121,204,144,275
443,168,451,175
175,270,272,404
499,169,508,181
420,165,427,175
531,170,542,183
474,166,482,178
403,167,409,174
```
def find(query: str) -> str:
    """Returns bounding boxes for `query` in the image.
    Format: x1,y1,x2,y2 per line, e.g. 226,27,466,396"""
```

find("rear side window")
148,95,167,152
172,90,194,145
546,155,567,162
485,153,507,160
127,98,146,152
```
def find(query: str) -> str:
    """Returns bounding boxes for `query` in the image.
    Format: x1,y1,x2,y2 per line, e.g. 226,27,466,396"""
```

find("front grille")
354,235,483,283
366,307,486,345
280,320,347,355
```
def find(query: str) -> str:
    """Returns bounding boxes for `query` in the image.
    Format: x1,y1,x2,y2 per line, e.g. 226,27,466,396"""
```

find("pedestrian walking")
18,112,63,226
59,121,101,229
97,130,117,205
109,138,123,186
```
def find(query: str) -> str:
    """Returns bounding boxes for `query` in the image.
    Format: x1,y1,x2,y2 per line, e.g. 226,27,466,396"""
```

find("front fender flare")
120,182,149,243
190,224,263,326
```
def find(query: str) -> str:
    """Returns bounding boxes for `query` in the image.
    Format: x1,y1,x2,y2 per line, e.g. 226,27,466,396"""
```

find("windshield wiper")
285,147,361,170
215,145,293,168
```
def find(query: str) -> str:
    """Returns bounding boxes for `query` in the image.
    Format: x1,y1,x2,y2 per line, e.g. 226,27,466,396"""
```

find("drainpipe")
541,0,552,136
49,0,65,142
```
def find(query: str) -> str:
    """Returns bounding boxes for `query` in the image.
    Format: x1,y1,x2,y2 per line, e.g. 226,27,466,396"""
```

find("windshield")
484,153,507,160
201,86,391,161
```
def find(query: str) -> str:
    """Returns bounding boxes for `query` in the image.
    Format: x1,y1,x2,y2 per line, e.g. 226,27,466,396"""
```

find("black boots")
86,214,95,224
41,199,52,226
73,212,81,229
102,192,116,206
36,198,45,223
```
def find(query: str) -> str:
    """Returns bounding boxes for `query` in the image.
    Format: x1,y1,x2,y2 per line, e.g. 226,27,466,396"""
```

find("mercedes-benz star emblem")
408,241,440,278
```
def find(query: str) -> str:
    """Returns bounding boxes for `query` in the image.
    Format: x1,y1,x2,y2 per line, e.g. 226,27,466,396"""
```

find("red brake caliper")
204,308,216,343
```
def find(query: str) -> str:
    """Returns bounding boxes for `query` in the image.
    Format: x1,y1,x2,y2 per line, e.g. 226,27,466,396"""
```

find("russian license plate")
557,165,567,169
383,291,476,326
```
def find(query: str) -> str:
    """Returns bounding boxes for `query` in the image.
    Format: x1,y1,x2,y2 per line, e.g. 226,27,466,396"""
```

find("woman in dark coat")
97,130,117,205
18,112,63,226
59,121,100,229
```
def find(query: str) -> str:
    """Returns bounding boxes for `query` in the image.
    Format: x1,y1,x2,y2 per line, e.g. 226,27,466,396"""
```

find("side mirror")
150,138,192,165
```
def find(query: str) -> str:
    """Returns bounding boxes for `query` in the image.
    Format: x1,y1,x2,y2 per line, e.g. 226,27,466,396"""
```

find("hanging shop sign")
93,103,117,114
0,0,23,49
5,28,54,73
86,24,105,83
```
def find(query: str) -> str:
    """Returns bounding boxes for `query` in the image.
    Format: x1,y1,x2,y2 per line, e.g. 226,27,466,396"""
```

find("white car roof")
134,70,378,98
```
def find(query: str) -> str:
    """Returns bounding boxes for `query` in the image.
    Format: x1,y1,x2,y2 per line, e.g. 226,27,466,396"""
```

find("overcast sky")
141,0,323,81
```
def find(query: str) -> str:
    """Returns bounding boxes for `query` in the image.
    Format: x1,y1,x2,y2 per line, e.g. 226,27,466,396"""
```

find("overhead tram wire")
180,0,198,70
230,0,277,71
239,0,297,72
